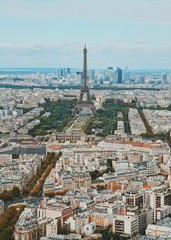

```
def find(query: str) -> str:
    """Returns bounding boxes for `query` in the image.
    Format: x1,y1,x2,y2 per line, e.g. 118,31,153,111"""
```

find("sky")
0,0,171,69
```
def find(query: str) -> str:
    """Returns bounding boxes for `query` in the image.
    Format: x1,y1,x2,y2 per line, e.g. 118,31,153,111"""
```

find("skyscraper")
107,67,114,83
67,68,70,74
116,67,123,84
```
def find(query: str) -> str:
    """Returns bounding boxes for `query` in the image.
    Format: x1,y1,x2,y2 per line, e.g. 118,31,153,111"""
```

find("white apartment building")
113,215,138,237
146,224,171,239
83,222,96,236
112,160,129,171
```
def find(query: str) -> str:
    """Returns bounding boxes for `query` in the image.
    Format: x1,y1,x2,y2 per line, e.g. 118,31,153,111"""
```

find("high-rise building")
162,74,168,84
107,67,114,82
116,67,123,84
140,76,145,84
59,68,64,77
122,191,144,209
123,67,130,83
113,215,138,237
76,71,83,85
67,68,70,74
89,69,95,81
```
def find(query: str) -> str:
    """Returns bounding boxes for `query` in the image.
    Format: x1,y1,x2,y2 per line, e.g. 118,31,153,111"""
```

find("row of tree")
0,153,61,239
0,204,24,240
138,109,153,134
0,155,60,201
23,152,61,197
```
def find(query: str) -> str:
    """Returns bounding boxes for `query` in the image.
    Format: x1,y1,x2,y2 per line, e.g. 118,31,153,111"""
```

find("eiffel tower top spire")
83,45,88,89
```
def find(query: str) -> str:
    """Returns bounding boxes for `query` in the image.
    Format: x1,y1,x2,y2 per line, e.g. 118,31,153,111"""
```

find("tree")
96,132,107,137
83,99,132,136
0,205,24,240
96,185,106,191
58,225,70,235
12,187,20,198
89,170,102,180
1,227,13,240
107,159,113,168
0,190,13,201
29,100,76,137
12,154,19,159
24,152,61,197
138,110,153,134
45,192,54,198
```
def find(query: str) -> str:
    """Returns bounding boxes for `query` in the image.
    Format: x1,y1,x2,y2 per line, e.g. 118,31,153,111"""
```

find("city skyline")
0,0,171,69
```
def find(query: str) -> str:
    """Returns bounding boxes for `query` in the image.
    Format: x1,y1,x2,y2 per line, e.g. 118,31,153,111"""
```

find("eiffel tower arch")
74,46,96,116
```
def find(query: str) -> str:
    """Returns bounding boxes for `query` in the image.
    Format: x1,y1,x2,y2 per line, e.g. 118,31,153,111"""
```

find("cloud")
1,41,171,54
0,0,171,25
0,0,170,68
0,40,171,68
0,42,82,53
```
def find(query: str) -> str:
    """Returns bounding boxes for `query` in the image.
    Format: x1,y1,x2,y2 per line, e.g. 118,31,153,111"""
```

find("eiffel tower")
74,46,96,115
